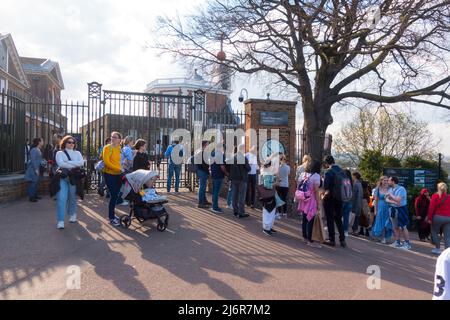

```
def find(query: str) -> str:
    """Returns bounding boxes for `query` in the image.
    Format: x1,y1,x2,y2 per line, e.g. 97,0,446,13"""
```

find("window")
0,77,6,93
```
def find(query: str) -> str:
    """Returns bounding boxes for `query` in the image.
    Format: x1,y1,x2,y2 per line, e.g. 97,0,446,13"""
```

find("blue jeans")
104,173,122,220
227,182,233,206
167,163,181,192
57,178,77,223
27,179,39,200
197,170,209,204
342,202,352,232
212,178,224,210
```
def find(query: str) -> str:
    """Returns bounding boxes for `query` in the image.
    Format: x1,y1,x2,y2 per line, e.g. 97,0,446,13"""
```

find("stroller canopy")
122,170,159,199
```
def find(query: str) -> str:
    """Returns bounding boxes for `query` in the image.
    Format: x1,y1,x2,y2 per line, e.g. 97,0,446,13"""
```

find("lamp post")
438,153,443,181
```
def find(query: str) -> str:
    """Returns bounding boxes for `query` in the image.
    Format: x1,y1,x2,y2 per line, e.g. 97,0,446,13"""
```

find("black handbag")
257,184,275,200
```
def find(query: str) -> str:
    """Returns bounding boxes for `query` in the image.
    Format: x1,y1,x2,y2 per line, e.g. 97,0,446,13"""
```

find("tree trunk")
301,102,332,161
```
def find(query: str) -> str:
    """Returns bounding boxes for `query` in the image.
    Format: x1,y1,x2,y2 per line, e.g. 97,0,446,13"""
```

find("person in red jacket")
427,182,450,255
415,188,431,241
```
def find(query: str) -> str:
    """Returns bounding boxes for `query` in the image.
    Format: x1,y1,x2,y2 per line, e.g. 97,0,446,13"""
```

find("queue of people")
23,133,450,254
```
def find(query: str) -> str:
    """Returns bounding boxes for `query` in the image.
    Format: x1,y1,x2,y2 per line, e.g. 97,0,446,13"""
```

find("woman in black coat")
132,139,150,171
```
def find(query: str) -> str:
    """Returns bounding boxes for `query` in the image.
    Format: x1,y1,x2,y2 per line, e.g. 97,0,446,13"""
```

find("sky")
1,0,449,157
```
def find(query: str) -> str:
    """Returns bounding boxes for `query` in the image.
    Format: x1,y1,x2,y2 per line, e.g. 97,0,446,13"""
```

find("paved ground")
0,191,438,300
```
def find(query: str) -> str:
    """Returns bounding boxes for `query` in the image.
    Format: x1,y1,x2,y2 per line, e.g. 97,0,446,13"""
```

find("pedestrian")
342,169,353,237
227,144,250,218
386,176,412,250
97,137,111,197
165,138,183,194
415,188,431,242
259,160,277,236
321,155,347,248
155,139,163,170
121,136,135,174
133,139,150,171
276,154,291,218
372,176,394,243
433,247,450,300
24,138,44,202
358,179,372,237
296,154,312,183
196,140,211,208
24,138,30,169
350,172,364,236
427,182,450,255
296,159,322,247
225,146,234,209
48,134,63,177
55,135,84,229
210,143,227,214
245,146,258,209
102,131,123,226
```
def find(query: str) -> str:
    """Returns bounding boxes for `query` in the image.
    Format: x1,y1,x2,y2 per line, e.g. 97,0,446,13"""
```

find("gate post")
87,82,103,192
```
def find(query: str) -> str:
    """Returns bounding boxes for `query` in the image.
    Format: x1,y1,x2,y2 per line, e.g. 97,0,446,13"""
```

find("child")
259,161,278,236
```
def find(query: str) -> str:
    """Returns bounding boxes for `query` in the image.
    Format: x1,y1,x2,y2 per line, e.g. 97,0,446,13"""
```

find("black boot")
359,227,365,236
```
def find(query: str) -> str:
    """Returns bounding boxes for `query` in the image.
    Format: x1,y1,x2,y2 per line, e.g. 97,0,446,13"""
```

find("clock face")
260,139,285,162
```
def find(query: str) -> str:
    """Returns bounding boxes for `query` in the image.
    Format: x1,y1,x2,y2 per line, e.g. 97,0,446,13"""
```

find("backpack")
332,169,353,202
295,173,312,202
166,144,183,165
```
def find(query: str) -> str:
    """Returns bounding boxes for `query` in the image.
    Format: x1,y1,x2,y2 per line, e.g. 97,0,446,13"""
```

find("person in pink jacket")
296,159,322,248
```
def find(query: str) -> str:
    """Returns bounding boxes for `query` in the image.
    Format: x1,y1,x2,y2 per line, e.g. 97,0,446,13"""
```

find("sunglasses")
67,141,75,144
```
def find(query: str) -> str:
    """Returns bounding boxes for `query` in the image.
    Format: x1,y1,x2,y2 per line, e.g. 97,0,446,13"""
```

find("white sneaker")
344,232,349,237
381,238,387,244
57,221,65,229
276,213,282,220
431,248,442,255
226,205,233,209
119,200,129,206
69,215,77,223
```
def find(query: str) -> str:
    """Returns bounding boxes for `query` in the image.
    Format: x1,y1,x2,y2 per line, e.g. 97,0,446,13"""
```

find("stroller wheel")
157,222,167,232
120,216,132,228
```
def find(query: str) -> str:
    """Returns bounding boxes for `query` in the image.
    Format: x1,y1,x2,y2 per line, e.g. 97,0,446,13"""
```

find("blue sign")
260,111,288,126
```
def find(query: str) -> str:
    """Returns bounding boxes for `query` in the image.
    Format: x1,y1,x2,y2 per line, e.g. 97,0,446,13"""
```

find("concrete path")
0,191,437,300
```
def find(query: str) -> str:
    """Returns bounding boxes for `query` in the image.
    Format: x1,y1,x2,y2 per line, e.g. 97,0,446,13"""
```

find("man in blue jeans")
196,140,211,208
210,144,228,214
165,138,183,193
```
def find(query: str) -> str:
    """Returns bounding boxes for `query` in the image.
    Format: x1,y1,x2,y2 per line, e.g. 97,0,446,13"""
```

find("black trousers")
246,174,257,206
302,214,315,242
323,197,345,242
276,186,289,214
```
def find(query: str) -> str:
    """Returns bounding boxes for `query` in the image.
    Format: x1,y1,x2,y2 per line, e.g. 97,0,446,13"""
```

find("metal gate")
86,82,199,190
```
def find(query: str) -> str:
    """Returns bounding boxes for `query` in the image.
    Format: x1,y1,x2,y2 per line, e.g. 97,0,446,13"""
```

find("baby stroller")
120,170,169,231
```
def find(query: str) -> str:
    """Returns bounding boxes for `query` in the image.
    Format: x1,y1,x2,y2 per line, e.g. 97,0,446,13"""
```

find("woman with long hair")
55,135,84,229
24,137,44,202
132,139,150,171
102,131,123,226
371,176,393,243
428,182,450,255
415,188,431,241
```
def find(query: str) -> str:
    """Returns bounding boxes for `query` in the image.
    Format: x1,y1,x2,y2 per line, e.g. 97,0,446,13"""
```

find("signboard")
260,139,285,162
383,168,438,192
260,111,288,126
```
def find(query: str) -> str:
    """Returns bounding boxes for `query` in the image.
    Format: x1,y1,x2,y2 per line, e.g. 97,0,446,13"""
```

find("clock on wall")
260,139,285,163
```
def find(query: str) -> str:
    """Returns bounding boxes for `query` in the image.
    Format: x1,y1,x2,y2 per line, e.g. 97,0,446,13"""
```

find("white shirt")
245,153,258,175
56,149,84,169
299,172,321,191
155,144,162,155
433,247,450,300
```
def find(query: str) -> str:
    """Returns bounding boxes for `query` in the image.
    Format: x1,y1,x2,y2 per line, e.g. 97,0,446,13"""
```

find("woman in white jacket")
55,136,84,229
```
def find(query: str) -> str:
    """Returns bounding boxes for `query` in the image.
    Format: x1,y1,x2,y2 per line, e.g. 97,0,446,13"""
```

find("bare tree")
334,106,440,165
155,0,450,160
